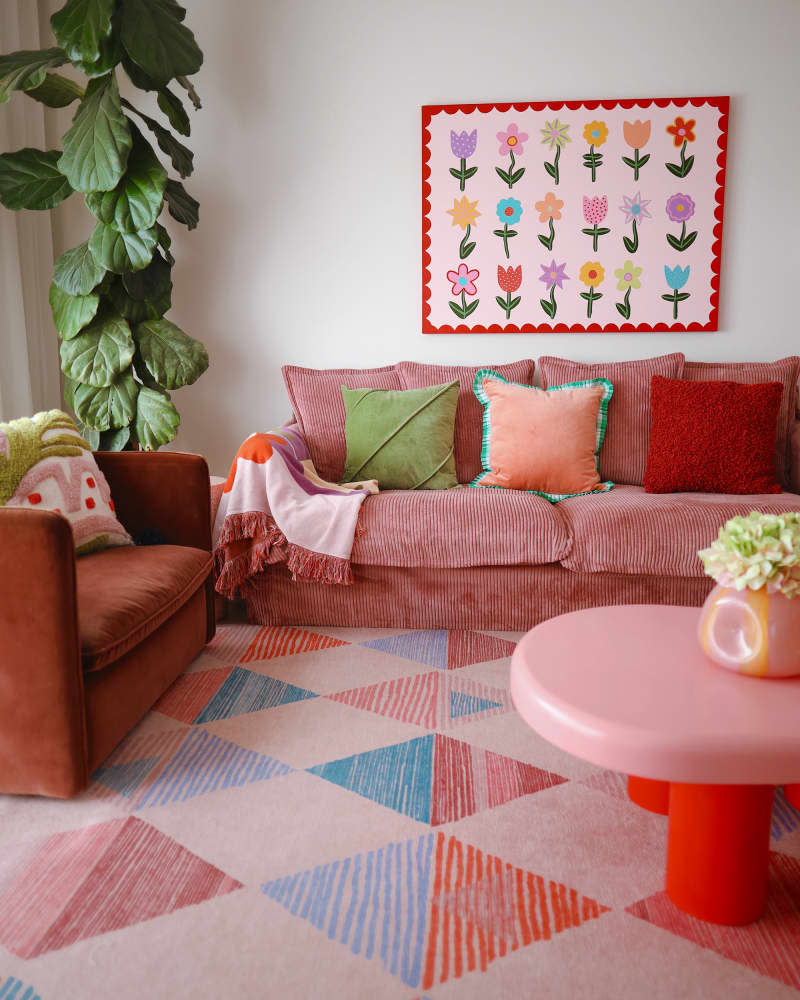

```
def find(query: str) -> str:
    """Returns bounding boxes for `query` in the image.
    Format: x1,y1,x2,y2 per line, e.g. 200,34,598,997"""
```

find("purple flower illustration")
665,193,695,223
538,260,569,318
451,129,477,158
665,193,698,252
449,129,478,192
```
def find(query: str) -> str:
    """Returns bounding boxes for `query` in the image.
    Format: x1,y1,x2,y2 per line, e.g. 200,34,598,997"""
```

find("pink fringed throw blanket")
213,426,377,598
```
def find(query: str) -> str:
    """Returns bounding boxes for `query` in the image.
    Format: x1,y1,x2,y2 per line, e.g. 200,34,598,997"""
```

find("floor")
1,623,799,1000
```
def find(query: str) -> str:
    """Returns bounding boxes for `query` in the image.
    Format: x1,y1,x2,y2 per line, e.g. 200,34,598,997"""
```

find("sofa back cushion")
538,353,685,486
397,359,535,483
282,365,402,482
682,357,800,489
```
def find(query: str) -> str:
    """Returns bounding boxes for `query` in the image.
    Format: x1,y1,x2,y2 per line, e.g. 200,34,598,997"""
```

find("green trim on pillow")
341,381,459,490
470,368,615,503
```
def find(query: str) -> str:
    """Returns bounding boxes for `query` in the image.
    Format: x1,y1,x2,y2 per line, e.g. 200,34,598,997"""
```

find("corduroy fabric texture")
538,353,685,486
244,562,715,629
472,370,613,502
350,486,571,568
341,382,459,489
792,419,800,494
683,357,800,488
397,359,536,483
281,364,402,482
558,484,800,576
644,376,783,495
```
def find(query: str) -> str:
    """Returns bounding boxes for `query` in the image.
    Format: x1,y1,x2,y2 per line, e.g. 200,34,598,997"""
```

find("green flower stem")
553,144,560,185
586,286,596,318
504,290,512,320
623,286,631,315
502,223,510,259
549,284,557,317
680,221,686,246
539,217,554,250
679,139,687,172
507,149,515,190
459,224,473,259
458,157,466,192
671,288,678,320
461,290,467,316
633,147,641,181
591,224,599,252
589,144,596,182
624,217,639,253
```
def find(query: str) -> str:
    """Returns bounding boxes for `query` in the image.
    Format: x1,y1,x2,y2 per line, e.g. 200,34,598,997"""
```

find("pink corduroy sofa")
215,354,800,631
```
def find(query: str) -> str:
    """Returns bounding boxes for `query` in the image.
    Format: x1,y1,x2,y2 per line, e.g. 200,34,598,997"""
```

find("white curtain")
0,1,62,421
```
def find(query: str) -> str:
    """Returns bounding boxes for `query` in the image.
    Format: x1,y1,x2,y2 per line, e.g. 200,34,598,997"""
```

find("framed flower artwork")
422,96,729,333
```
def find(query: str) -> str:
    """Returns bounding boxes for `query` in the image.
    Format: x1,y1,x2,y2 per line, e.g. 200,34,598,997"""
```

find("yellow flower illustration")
579,262,605,288
446,196,481,230
582,121,609,147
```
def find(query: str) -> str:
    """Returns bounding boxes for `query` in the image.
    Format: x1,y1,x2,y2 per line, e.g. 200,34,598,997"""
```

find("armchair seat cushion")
77,544,213,672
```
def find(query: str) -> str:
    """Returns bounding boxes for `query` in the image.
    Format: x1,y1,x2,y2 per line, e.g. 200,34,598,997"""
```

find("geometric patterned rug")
1,623,798,998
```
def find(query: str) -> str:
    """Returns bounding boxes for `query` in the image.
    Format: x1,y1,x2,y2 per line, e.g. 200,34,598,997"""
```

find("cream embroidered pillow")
0,410,132,555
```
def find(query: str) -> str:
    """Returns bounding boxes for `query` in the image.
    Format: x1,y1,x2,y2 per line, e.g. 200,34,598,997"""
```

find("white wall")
44,0,800,474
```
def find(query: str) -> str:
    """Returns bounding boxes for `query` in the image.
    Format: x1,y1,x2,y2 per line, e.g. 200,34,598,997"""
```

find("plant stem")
549,284,557,317
459,224,471,258
548,217,554,248
505,291,511,320
589,144,596,182
502,223,509,259
672,288,678,320
586,287,595,318
680,139,686,173
461,290,467,317
629,217,638,252
633,147,640,181
508,150,515,189
553,144,560,185
592,224,599,252
459,157,466,192
624,286,631,316
680,220,686,246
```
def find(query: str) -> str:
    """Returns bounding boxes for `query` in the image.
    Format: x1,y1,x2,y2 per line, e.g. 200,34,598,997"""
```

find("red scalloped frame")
422,96,729,334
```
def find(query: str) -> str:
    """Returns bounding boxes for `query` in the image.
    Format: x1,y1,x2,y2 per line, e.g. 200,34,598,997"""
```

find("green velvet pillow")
341,381,459,489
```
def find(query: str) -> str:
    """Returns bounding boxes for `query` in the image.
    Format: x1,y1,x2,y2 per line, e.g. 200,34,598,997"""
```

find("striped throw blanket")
213,425,377,597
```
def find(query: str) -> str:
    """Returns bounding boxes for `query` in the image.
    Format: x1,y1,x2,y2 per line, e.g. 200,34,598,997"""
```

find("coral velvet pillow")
644,376,783,495
472,370,614,502
0,410,132,554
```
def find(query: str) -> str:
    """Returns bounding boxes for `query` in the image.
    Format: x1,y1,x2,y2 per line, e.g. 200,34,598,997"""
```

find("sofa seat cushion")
559,485,800,577
77,544,213,672
351,487,570,568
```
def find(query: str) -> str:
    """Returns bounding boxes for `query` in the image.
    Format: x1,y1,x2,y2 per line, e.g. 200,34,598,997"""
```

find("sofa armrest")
0,509,88,796
791,419,800,494
95,451,212,550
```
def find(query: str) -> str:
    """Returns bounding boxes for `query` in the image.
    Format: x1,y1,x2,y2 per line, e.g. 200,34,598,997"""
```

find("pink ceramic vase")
698,584,800,678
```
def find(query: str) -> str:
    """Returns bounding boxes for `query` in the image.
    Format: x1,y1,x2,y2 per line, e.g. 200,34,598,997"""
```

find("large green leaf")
58,72,132,193
135,318,207,389
51,0,115,64
49,281,99,339
124,103,193,177
60,314,135,386
121,53,159,91
109,277,171,323
53,240,106,295
76,420,100,450
0,149,73,210
86,125,167,233
123,252,172,300
164,178,198,229
89,221,157,273
25,72,84,108
74,370,138,430
0,49,67,104
71,32,123,79
135,385,180,449
156,86,190,136
119,0,202,86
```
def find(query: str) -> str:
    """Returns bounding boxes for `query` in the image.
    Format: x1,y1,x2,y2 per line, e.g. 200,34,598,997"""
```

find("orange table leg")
666,783,774,925
628,775,670,814
785,784,800,809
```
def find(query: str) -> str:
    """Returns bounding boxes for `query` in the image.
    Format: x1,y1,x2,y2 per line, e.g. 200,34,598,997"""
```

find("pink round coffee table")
510,605,800,926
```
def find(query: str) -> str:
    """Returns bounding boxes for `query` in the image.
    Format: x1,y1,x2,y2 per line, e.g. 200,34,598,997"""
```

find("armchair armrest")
0,509,88,796
95,451,212,550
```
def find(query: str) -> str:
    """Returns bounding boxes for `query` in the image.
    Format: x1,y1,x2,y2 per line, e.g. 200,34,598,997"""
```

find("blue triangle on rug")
194,665,318,724
307,735,434,823
449,690,503,719
92,756,161,798
360,630,448,669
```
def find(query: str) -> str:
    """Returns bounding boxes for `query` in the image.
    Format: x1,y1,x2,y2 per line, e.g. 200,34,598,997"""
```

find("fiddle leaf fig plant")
0,0,207,449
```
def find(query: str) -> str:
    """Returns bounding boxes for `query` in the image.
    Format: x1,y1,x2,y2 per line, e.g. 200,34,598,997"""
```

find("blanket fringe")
287,544,354,586
214,511,287,598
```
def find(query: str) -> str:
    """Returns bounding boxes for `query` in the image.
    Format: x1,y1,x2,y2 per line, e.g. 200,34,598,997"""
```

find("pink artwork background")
422,97,728,333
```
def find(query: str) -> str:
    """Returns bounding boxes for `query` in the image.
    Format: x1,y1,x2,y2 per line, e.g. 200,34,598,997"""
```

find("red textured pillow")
644,376,783,495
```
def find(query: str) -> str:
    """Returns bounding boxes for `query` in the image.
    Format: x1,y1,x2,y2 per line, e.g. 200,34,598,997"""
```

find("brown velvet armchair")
0,451,215,798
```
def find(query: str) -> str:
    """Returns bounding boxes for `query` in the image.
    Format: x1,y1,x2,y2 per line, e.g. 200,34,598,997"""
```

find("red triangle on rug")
446,630,517,670
240,626,349,663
